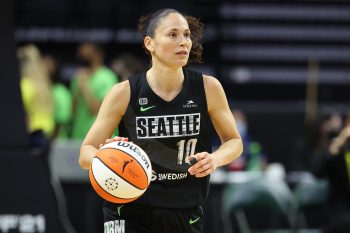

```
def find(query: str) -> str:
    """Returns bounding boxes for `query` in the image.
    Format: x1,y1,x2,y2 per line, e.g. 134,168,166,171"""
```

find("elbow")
79,157,89,170
79,146,90,170
79,157,90,170
237,139,244,158
232,138,243,161
237,138,244,158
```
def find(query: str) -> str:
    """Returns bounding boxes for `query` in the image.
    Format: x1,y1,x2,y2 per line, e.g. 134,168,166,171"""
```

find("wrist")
209,153,220,170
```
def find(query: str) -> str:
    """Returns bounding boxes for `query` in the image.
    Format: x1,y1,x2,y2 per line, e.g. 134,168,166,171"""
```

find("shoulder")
100,80,131,116
202,75,226,112
109,80,130,99
203,74,223,93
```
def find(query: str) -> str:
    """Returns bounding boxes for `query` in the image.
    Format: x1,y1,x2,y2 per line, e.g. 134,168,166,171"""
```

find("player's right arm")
79,81,130,170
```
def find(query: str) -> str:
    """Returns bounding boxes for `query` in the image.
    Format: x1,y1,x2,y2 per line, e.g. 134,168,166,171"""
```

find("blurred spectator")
17,44,54,140
290,112,343,171
311,112,350,231
311,113,344,177
109,53,146,82
227,109,267,171
327,118,350,205
71,42,118,139
42,54,72,138
316,113,343,155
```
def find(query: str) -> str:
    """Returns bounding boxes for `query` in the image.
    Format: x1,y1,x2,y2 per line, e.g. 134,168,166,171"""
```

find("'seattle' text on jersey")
136,113,201,138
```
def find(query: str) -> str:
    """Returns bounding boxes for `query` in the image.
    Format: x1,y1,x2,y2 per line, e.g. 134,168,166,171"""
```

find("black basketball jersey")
118,68,212,208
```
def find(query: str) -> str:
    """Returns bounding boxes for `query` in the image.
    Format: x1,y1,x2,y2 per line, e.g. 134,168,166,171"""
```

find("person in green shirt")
42,54,72,138
71,42,118,139
52,83,72,137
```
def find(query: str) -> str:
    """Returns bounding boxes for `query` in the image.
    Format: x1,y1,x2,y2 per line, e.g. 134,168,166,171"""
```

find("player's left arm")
188,75,243,177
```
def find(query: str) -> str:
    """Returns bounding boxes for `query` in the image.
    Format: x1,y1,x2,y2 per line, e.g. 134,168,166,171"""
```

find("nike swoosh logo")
140,105,156,112
189,217,200,224
117,205,123,216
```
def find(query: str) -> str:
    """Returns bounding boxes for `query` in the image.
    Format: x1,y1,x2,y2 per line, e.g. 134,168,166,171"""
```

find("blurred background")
1,0,350,232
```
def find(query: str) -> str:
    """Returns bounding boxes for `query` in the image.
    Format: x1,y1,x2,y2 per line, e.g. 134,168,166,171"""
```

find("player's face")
150,13,192,68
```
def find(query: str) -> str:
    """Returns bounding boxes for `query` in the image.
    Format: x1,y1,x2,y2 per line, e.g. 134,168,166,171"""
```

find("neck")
146,65,185,101
147,66,184,92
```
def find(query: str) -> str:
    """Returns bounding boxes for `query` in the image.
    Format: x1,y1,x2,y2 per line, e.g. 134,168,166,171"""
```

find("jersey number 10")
177,138,198,165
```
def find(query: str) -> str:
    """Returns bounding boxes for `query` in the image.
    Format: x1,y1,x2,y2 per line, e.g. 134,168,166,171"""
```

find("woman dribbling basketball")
79,8,243,233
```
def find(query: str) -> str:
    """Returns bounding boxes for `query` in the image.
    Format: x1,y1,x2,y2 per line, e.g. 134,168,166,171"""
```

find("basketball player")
79,8,243,233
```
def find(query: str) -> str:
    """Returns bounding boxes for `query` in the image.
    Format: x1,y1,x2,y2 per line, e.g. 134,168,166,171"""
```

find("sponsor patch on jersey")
136,113,201,139
151,170,188,181
138,98,148,105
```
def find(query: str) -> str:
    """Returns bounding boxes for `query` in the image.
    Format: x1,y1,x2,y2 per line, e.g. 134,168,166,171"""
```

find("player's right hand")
99,136,129,148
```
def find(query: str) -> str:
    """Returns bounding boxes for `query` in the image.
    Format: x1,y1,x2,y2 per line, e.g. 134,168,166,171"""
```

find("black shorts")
103,203,204,233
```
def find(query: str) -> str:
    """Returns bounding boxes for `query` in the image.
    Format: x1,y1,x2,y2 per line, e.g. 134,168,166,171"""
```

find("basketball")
89,141,152,203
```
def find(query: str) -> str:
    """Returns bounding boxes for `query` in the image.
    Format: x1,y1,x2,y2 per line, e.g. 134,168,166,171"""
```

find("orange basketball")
89,141,152,203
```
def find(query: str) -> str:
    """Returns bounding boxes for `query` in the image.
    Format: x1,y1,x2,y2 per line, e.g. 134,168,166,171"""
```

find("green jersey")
71,66,118,139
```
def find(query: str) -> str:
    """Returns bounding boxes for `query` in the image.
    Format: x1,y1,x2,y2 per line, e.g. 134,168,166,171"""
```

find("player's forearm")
211,138,243,168
79,144,98,170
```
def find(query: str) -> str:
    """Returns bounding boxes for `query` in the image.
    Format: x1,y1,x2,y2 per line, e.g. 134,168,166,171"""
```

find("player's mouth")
176,50,188,56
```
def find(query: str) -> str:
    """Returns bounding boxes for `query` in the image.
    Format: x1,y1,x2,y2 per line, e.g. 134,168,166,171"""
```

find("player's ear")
144,36,154,54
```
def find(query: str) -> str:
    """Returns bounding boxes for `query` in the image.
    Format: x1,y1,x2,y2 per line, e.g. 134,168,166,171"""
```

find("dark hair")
80,42,105,56
138,8,203,63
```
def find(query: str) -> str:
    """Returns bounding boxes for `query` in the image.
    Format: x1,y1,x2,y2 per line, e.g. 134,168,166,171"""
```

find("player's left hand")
188,152,218,178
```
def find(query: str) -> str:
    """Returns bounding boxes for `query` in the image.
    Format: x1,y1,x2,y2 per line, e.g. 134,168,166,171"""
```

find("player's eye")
184,32,191,38
168,32,177,38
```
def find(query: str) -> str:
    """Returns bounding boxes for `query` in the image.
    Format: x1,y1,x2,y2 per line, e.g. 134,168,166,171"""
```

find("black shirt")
118,68,212,208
